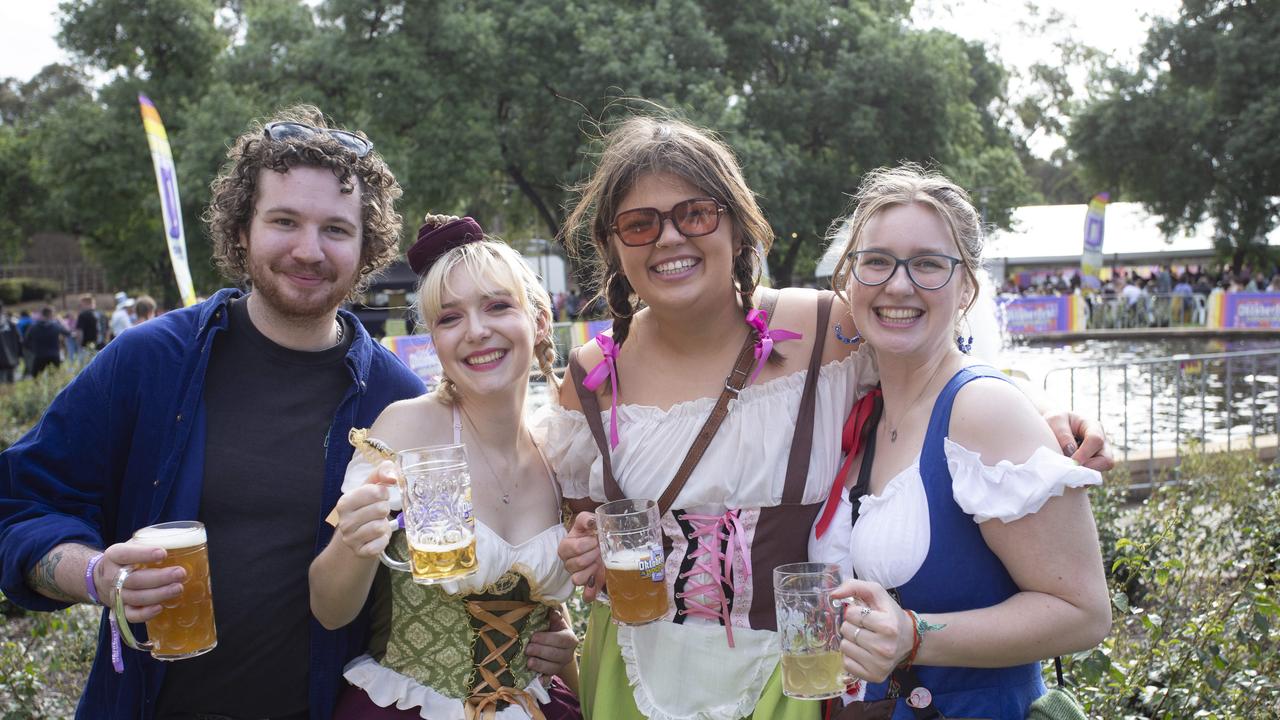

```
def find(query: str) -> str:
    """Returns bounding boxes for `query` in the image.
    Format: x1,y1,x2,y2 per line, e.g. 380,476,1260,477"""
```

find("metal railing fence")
1043,348,1280,486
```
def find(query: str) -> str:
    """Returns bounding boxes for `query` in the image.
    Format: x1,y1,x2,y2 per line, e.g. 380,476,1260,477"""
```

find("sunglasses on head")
610,197,726,247
263,121,374,158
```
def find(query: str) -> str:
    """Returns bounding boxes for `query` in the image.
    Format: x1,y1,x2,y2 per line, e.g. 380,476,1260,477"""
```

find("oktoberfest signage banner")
1217,293,1280,329
383,334,442,387
138,94,197,307
1000,295,1086,335
1080,192,1109,291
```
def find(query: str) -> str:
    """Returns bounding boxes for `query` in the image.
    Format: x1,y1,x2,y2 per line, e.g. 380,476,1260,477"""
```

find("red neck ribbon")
814,386,882,538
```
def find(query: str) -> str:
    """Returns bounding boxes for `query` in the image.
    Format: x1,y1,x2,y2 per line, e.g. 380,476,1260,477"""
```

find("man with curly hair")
0,106,425,720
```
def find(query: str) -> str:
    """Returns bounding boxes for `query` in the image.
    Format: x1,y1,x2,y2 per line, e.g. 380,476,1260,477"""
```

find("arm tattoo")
28,548,79,603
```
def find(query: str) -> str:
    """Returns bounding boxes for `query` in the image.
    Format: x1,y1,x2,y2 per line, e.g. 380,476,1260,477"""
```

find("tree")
1071,0,1280,271
14,0,1035,294
0,64,93,261
708,0,1033,284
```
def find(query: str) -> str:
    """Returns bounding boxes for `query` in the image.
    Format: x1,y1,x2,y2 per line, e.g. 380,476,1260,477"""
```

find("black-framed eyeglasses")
263,121,374,158
610,197,726,247
847,250,963,290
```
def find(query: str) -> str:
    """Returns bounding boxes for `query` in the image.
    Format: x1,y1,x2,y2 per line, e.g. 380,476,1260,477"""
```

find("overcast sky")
2,0,1180,86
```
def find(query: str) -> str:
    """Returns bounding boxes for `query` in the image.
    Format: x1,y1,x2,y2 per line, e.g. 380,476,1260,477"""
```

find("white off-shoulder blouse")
532,350,879,720
808,437,1102,591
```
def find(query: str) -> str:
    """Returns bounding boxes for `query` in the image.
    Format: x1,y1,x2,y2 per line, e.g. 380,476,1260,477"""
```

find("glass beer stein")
774,562,856,700
112,520,218,660
597,498,668,625
381,443,478,584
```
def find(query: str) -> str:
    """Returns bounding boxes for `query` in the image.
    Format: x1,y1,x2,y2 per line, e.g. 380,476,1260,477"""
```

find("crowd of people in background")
550,289,606,321
1000,264,1280,299
0,290,162,382
998,264,1280,329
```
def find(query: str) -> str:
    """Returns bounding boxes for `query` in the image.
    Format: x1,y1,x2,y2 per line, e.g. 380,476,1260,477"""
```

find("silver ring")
851,626,863,644
859,605,872,621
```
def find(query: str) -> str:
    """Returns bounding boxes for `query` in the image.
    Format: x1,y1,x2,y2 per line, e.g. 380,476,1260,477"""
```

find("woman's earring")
955,318,973,354
834,315,861,345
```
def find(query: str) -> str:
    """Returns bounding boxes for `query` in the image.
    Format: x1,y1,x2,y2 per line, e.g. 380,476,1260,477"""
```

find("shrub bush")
1065,449,1280,718
0,356,88,453
0,278,63,305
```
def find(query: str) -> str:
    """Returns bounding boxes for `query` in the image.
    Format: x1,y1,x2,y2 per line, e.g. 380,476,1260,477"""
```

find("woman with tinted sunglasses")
541,117,1111,720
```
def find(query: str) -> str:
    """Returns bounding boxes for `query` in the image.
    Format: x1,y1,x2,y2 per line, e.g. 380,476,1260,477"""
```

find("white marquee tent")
815,201,1280,280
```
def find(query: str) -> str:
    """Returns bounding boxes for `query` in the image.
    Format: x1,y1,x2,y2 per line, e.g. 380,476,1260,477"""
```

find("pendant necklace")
459,404,521,504
884,362,947,443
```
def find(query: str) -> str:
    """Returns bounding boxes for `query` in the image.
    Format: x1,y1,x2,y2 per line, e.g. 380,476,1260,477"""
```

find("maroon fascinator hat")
407,216,485,276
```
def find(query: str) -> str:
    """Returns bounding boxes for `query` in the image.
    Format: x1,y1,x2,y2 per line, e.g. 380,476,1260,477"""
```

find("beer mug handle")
111,566,154,652
832,596,868,623
378,550,411,573
379,513,411,573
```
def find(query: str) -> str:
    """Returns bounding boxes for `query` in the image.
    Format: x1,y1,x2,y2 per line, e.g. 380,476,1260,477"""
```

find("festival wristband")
84,553,105,605
902,609,922,668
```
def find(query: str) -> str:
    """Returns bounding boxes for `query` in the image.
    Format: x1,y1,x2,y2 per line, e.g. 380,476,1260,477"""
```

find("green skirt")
578,602,821,720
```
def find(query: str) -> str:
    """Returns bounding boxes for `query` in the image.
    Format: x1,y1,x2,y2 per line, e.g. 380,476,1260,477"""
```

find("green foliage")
1,0,1037,292
0,356,89,452
1071,1,1280,271
0,278,63,305
0,598,99,720
1067,449,1280,717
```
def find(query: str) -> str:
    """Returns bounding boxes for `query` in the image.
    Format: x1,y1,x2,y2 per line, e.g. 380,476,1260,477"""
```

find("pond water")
1000,337,1280,454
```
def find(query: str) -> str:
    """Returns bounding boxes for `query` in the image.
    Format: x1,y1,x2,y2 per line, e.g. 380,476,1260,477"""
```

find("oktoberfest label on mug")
597,499,669,625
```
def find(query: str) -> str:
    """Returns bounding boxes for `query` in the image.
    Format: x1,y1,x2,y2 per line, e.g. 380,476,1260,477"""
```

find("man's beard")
248,258,360,322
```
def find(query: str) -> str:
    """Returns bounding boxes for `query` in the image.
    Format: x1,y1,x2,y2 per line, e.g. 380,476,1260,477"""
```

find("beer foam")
132,525,207,549
410,535,474,553
604,547,661,571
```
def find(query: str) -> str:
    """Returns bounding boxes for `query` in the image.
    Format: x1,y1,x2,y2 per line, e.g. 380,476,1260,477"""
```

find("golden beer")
382,445,479,585
780,650,846,699
132,523,217,660
604,547,668,625
408,535,478,583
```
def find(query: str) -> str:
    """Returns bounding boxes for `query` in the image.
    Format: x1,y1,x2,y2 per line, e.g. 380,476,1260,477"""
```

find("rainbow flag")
138,94,196,307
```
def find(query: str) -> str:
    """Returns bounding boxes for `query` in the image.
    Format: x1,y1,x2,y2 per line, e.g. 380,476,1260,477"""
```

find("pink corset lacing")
676,509,752,648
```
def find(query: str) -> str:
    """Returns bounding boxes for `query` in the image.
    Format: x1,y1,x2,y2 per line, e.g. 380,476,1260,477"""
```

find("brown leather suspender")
568,289,794,514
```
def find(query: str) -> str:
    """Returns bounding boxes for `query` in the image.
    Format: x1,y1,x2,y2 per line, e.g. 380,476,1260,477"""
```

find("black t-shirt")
76,309,100,347
155,298,352,719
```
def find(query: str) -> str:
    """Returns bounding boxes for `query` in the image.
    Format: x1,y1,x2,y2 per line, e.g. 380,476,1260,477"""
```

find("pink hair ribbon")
745,309,802,386
582,333,621,449
677,509,752,648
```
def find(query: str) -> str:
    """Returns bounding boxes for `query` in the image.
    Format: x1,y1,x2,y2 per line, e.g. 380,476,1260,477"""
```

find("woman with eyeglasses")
810,166,1112,719
543,117,1111,720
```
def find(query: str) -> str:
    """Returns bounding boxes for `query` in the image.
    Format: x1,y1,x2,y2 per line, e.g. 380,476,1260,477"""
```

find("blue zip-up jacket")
0,289,425,719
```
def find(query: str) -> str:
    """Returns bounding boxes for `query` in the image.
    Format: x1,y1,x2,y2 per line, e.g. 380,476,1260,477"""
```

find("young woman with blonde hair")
311,216,581,719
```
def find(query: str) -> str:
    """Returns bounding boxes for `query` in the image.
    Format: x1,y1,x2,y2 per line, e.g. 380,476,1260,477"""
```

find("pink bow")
677,509,752,648
745,309,803,386
582,334,620,449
